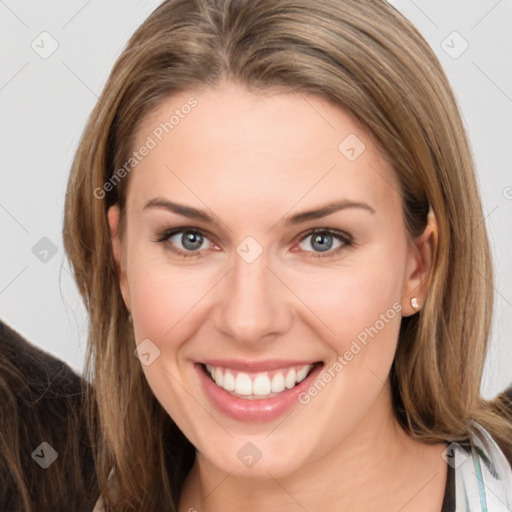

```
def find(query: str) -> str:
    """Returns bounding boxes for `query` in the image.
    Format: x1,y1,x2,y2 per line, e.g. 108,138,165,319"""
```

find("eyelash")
153,227,353,259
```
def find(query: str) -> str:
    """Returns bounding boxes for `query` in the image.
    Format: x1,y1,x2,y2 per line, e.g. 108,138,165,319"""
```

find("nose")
213,248,293,346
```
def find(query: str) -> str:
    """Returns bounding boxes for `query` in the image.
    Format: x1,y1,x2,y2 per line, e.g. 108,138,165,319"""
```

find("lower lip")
195,362,324,423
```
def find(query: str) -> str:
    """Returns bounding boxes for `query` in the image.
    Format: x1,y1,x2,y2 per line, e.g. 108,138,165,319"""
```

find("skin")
108,79,447,511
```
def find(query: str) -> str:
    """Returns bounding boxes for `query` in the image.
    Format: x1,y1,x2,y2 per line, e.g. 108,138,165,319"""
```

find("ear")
108,205,131,313
401,211,437,316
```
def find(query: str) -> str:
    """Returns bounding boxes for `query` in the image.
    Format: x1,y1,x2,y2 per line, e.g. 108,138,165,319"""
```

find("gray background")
1,0,511,399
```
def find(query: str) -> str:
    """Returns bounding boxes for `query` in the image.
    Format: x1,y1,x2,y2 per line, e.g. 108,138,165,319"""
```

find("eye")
153,227,352,259
153,227,215,259
294,229,352,258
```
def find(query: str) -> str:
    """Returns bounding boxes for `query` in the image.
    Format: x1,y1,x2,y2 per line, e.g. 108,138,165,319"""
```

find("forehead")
127,82,400,219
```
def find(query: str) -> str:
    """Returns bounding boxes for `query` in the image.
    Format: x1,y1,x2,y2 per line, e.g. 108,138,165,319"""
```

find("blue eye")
297,229,352,258
153,227,352,259
154,228,213,258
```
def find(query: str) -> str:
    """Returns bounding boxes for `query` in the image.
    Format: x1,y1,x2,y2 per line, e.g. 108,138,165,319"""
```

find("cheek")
290,248,406,350
126,248,215,343
127,233,407,352
289,256,405,444
125,254,210,435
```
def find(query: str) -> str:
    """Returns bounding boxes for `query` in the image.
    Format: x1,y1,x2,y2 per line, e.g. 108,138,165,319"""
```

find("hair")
0,320,98,511
62,0,512,509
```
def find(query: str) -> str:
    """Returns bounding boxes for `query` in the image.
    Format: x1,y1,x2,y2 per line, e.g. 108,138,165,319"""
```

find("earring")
128,313,133,323
410,297,420,310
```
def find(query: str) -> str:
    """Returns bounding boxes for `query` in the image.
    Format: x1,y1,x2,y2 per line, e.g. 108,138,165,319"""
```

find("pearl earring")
410,297,420,310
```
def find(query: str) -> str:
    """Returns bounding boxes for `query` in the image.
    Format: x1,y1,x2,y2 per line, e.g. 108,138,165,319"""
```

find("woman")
62,0,512,510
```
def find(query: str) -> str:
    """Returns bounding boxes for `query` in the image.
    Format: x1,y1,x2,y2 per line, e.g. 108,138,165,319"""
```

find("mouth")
201,362,321,400
195,360,324,423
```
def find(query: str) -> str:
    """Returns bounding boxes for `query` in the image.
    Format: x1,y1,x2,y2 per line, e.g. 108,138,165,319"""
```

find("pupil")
183,232,202,250
312,233,332,252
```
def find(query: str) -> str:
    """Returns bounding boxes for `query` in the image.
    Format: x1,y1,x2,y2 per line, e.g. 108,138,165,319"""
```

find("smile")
196,360,324,422
204,363,316,399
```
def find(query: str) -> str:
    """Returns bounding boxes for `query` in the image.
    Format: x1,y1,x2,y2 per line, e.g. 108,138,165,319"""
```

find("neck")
178,387,448,512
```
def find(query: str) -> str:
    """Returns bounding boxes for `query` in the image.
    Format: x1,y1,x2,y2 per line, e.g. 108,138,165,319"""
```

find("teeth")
213,367,223,387
204,363,315,399
223,370,235,391
253,374,271,395
284,368,296,389
234,373,253,395
271,373,285,393
296,365,310,383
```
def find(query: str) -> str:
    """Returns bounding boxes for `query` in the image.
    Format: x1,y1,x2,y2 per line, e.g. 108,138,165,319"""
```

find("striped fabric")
447,422,512,511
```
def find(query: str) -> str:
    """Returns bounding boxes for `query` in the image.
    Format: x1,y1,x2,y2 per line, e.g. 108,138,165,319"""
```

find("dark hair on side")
0,320,98,512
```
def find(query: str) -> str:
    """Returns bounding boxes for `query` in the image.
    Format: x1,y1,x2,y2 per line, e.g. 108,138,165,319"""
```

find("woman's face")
108,80,433,478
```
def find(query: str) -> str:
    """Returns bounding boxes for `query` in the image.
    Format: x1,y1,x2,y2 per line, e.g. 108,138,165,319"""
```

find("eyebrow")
143,197,375,226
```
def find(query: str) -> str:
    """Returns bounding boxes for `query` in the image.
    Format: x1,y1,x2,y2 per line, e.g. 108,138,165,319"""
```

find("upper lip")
199,359,321,372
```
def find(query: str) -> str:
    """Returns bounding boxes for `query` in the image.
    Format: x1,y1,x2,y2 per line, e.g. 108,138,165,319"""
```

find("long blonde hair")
62,0,512,509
